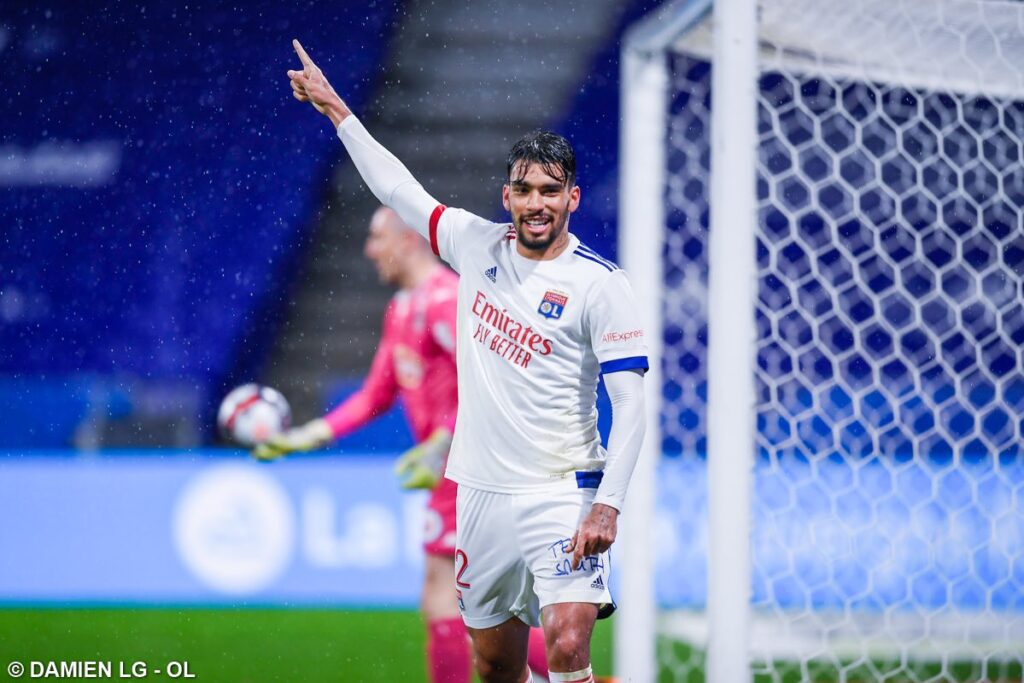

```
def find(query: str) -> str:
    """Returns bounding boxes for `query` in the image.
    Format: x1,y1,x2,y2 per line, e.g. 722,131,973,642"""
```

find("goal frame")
619,1,1024,681
618,1,758,681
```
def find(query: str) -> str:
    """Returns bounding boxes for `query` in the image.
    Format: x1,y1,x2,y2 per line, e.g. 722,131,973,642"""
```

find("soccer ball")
217,383,291,447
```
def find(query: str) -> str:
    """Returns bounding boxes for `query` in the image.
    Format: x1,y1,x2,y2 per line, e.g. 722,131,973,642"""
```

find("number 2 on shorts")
455,549,471,588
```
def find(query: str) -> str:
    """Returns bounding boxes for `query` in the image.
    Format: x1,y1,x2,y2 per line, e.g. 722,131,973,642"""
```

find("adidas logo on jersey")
484,266,498,283
590,575,604,590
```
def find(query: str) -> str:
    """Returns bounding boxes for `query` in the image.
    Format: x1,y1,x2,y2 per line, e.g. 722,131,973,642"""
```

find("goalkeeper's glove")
252,418,334,461
394,427,452,490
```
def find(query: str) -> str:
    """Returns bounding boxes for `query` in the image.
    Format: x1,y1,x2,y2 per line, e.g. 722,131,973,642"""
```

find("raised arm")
287,39,438,238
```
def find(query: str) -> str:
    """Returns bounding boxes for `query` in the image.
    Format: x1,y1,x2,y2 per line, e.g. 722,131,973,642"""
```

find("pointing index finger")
292,39,314,68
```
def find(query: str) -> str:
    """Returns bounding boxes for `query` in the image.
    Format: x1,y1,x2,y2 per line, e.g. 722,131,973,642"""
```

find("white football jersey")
430,205,649,494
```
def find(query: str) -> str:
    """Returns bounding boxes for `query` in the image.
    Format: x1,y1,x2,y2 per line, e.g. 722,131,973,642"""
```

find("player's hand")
287,39,351,126
252,418,333,461
394,427,452,490
570,503,619,569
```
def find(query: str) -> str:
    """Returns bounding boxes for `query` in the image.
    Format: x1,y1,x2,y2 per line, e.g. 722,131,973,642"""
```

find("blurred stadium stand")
0,1,401,446
0,0,668,447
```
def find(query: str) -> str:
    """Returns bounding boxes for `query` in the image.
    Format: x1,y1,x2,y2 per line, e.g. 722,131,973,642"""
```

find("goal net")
618,1,1024,681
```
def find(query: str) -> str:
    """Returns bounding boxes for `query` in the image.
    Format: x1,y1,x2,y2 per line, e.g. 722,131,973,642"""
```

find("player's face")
503,161,580,256
364,216,405,284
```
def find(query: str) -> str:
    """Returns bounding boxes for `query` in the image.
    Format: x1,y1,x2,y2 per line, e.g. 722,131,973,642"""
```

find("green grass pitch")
0,608,614,682
4,611,1018,682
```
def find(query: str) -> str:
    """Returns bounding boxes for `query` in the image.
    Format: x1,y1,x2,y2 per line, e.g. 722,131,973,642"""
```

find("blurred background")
0,0,660,449
0,0,656,679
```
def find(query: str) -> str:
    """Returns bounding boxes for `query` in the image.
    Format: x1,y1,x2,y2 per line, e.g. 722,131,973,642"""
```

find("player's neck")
516,229,572,261
398,258,440,291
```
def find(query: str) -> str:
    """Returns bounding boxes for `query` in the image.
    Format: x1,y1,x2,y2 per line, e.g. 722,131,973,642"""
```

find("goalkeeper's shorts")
423,477,458,556
453,484,615,629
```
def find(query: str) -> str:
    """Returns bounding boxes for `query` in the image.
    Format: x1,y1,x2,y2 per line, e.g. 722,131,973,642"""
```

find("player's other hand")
394,427,452,490
570,503,619,569
252,418,334,461
287,39,351,126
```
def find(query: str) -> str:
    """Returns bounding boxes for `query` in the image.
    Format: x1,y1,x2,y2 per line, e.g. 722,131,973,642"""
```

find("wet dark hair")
506,130,577,188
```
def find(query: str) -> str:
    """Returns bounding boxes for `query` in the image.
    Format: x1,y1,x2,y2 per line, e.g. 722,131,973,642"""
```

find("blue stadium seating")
0,1,401,446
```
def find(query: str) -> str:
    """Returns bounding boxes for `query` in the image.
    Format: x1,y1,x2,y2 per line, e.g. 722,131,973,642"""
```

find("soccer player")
286,40,647,683
252,206,551,683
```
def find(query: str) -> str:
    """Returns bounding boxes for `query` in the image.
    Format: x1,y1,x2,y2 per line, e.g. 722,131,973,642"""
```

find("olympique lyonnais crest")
538,290,569,319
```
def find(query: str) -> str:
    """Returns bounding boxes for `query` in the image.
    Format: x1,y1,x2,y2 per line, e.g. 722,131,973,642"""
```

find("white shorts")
454,484,615,629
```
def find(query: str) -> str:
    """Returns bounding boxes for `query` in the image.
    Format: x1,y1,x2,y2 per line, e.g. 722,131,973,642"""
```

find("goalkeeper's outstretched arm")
287,39,438,238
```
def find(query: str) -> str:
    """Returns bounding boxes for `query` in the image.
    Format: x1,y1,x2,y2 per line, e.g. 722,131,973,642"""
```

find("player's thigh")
520,488,614,613
421,552,460,620
466,616,531,672
456,486,536,628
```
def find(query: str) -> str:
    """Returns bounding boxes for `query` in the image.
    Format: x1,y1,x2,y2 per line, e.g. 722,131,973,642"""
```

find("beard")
515,212,568,252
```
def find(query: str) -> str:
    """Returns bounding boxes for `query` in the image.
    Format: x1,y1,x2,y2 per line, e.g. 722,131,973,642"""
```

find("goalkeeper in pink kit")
253,206,550,682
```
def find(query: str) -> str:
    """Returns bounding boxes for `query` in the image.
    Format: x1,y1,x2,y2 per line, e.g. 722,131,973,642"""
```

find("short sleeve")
585,270,650,375
431,206,507,274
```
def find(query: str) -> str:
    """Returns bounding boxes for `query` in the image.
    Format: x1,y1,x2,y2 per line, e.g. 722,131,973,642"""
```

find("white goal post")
618,1,1024,682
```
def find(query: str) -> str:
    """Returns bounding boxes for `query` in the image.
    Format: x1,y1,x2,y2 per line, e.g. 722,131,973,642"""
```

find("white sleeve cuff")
336,115,358,138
